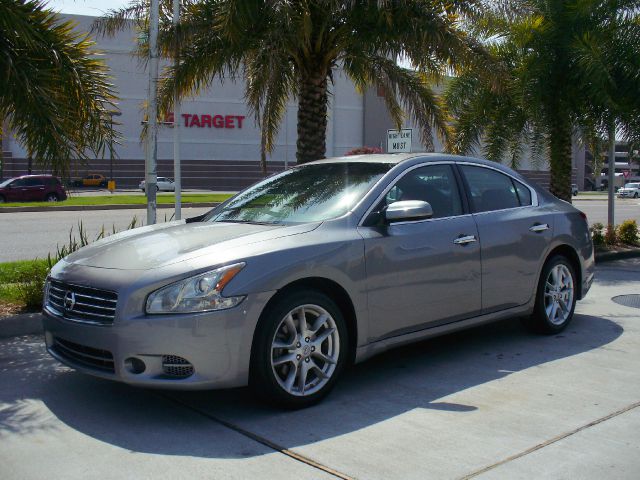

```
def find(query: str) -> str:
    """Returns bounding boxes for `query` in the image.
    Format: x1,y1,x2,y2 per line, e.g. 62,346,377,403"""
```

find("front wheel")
523,255,577,334
250,290,348,408
45,193,58,202
634,192,638,199
0,195,5,203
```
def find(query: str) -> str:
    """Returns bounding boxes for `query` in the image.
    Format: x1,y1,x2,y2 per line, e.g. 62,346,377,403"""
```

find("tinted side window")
461,165,520,213
12,179,26,187
514,180,532,206
24,178,44,187
384,164,463,219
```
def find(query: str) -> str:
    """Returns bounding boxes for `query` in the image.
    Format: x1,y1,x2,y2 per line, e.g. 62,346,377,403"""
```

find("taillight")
579,211,587,221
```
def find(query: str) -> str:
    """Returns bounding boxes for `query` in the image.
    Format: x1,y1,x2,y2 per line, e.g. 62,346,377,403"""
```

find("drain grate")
612,295,640,309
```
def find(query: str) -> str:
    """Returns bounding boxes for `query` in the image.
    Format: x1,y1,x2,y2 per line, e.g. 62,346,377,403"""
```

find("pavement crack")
158,393,355,480
459,399,640,479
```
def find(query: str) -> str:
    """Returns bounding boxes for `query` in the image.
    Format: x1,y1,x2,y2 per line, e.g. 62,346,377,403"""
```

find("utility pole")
173,0,182,220
607,123,616,228
145,0,160,225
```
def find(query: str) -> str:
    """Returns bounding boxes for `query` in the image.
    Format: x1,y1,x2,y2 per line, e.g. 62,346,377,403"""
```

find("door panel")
473,208,553,312
360,215,481,341
459,164,553,313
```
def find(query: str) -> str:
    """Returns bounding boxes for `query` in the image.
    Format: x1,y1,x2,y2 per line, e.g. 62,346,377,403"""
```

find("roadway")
0,198,638,262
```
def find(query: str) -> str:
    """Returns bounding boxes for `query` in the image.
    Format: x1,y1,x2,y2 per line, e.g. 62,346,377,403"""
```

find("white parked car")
139,177,176,192
617,182,640,199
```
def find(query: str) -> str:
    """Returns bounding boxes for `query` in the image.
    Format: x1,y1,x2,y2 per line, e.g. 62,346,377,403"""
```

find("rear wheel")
45,193,59,202
0,195,5,203
634,192,638,199
523,255,577,334
250,290,348,408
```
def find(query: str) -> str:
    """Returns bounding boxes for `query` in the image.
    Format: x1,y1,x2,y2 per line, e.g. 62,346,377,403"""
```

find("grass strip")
0,259,49,306
0,193,232,208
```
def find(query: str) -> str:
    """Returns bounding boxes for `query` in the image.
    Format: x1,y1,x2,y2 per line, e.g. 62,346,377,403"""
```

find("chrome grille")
47,278,117,325
51,337,115,373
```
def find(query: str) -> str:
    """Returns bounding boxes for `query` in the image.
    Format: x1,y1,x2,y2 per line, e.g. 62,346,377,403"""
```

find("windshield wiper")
214,219,284,226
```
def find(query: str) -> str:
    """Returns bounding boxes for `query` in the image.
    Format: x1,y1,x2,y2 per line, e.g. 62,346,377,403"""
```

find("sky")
46,0,130,17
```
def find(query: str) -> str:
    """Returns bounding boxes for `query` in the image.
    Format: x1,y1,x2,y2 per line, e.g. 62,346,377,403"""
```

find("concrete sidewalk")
1,259,639,479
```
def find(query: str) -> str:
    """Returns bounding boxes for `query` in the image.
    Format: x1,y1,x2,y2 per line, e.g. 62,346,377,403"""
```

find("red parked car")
0,175,67,203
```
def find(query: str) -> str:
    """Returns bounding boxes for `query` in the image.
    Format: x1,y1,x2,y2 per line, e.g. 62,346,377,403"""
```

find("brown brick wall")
2,157,290,190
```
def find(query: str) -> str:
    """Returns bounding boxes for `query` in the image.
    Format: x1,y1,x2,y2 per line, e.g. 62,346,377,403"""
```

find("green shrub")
605,224,618,246
590,222,605,247
618,219,639,245
14,261,49,310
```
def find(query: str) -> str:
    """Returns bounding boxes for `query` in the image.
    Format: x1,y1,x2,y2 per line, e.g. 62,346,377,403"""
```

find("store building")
1,14,578,191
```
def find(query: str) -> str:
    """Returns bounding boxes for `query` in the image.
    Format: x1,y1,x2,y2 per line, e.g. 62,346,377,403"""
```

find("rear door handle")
454,235,477,245
529,223,550,233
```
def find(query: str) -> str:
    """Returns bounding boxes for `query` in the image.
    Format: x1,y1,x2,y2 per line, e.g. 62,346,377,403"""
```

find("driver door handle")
454,235,477,245
529,223,550,233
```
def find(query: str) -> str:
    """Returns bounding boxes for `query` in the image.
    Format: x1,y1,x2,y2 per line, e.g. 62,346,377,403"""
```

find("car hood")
63,221,319,270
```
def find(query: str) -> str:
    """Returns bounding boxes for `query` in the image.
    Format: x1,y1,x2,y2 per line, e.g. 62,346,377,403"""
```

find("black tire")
99,181,107,188
250,289,349,408
634,192,638,199
523,255,577,334
0,194,5,203
45,193,59,202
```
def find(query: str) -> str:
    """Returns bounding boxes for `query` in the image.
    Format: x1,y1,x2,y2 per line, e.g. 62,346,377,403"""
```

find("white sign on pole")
387,129,412,153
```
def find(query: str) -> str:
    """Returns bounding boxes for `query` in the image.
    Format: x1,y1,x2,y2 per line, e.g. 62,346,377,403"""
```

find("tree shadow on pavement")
0,313,624,459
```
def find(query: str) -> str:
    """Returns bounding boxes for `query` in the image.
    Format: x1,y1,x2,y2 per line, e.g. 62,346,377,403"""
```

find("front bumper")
43,290,274,390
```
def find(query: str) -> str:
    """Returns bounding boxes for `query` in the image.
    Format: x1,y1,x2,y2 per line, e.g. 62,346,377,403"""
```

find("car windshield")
0,178,14,188
204,162,392,225
626,183,639,188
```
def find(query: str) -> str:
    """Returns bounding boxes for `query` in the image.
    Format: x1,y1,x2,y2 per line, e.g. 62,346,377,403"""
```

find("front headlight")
146,263,246,314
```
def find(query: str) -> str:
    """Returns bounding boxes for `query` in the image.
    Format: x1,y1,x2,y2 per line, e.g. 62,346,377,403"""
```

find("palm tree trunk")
296,72,328,164
548,117,573,202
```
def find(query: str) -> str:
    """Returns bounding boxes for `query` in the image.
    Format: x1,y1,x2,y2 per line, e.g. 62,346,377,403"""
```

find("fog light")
124,357,146,374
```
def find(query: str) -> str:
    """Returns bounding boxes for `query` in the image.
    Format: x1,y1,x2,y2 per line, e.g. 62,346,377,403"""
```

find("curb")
0,202,219,213
0,313,43,339
595,248,640,263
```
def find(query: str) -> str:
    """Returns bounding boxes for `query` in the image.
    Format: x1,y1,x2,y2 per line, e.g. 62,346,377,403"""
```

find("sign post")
387,129,412,153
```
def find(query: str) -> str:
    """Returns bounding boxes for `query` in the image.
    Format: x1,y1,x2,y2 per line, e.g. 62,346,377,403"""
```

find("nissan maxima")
43,154,594,407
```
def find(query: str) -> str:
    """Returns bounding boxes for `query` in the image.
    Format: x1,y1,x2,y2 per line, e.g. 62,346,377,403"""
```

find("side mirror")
385,200,433,223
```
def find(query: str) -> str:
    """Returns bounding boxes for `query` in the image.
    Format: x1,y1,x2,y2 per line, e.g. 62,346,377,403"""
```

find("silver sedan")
43,154,594,407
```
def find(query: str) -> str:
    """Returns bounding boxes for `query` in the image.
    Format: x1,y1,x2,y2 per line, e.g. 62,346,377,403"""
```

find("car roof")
307,152,521,174
13,174,56,179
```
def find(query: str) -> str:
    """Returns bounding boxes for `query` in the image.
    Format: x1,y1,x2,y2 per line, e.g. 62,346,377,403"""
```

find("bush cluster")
590,220,639,248
345,146,383,155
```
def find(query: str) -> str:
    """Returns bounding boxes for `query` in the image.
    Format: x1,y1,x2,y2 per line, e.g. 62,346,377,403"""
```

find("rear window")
24,177,44,187
461,165,522,212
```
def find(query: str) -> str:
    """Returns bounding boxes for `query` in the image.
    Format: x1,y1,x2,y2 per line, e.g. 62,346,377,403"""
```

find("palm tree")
96,0,488,172
445,0,640,201
0,0,116,177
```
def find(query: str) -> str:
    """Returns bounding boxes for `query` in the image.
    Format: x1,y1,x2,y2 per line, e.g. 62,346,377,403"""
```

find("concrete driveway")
1,259,639,479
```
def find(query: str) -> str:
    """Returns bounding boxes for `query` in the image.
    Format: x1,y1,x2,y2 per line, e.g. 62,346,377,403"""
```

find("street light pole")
173,0,182,220
607,123,616,228
108,110,121,188
145,0,160,225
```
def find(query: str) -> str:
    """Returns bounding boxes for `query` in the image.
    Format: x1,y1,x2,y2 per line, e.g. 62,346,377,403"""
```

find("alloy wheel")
270,304,340,396
544,264,574,325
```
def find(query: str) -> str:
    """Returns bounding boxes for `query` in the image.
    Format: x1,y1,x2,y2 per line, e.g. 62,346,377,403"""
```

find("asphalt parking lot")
1,259,639,479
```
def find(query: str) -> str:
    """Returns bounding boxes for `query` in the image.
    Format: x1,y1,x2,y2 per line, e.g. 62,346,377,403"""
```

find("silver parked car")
139,176,175,192
43,154,594,407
